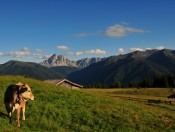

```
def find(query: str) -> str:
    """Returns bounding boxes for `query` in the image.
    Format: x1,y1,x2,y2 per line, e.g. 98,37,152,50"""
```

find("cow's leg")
6,104,13,124
13,103,19,112
8,112,12,124
22,105,26,121
16,107,21,127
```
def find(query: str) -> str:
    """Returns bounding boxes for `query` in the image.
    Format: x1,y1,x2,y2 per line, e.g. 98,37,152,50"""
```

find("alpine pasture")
0,76,175,131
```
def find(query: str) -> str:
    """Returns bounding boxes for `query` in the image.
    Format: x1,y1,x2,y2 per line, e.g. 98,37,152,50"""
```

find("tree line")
85,74,175,88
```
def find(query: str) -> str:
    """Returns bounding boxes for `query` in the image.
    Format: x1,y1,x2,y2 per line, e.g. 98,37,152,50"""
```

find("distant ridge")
1,49,175,85
40,54,104,68
68,49,175,85
76,57,105,68
0,60,63,80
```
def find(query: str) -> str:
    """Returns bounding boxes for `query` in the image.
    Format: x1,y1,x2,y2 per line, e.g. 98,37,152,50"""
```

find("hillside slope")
0,76,175,131
50,66,80,78
0,60,62,80
68,49,175,85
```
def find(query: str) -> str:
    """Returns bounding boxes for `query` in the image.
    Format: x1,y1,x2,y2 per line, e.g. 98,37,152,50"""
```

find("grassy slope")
0,76,175,131
82,88,175,100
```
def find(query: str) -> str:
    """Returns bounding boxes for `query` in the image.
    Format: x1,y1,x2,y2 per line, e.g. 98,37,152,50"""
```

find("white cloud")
129,48,144,52
105,24,144,37
0,47,52,61
120,21,129,25
7,47,30,57
73,23,144,38
0,52,5,56
35,49,43,52
73,33,88,37
128,46,165,53
156,45,165,50
21,47,30,52
146,48,152,50
69,49,106,56
117,48,125,54
85,49,106,54
33,53,51,59
56,45,70,50
70,51,84,56
146,45,165,51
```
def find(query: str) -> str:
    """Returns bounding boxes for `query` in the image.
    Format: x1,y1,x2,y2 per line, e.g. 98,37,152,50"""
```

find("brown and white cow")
4,82,34,127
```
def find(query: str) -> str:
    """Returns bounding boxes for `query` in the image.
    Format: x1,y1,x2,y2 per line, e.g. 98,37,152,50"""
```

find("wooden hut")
45,79,83,89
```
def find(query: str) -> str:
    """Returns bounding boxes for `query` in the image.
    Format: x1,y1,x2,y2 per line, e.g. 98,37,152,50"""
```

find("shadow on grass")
0,111,8,119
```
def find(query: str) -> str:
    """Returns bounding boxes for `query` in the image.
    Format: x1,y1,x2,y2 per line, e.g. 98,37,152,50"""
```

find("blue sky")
0,0,175,63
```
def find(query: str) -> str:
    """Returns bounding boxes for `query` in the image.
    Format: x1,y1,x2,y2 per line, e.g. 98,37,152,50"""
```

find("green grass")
0,75,175,131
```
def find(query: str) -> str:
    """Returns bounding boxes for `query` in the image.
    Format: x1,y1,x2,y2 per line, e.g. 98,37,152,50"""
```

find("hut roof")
44,79,83,88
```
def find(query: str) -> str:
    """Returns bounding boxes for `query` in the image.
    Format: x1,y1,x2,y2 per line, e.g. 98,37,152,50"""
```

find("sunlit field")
0,76,175,131
82,88,175,100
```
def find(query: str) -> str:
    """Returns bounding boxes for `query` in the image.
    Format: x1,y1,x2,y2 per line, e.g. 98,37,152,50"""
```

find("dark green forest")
85,74,175,88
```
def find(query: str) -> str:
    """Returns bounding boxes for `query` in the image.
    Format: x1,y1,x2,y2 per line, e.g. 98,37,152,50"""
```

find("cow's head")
17,83,35,101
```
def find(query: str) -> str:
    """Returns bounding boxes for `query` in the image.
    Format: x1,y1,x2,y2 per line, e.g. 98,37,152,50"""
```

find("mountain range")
0,49,175,86
0,60,62,80
40,54,104,68
68,49,175,85
0,54,103,80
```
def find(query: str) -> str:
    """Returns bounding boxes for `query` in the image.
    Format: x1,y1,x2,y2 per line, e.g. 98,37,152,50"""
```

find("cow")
148,99,160,104
4,82,34,127
168,94,175,99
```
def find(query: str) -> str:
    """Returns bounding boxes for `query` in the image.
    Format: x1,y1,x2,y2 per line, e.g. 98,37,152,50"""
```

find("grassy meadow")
0,76,175,131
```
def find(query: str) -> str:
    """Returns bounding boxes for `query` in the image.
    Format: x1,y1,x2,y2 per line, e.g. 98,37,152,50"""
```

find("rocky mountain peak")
76,57,104,68
40,54,104,68
48,54,58,63
40,54,77,67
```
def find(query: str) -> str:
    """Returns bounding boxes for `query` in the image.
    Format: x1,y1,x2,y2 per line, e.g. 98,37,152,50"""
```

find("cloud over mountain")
156,45,165,50
56,45,70,50
0,44,168,64
117,48,125,54
69,49,106,56
7,47,30,57
32,54,51,59
129,48,144,52
0,52,5,56
35,49,44,52
0,47,51,61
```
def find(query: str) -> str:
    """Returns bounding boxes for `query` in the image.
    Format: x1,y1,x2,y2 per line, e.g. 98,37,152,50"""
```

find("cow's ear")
16,85,22,91
18,88,27,94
